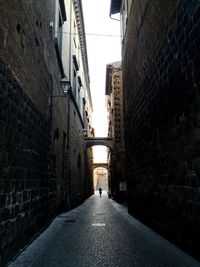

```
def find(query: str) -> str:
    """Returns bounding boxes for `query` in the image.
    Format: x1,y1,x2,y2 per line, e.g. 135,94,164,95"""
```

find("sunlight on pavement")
94,190,108,196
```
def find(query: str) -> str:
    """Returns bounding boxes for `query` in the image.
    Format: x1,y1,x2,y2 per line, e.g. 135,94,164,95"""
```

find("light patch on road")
92,223,105,227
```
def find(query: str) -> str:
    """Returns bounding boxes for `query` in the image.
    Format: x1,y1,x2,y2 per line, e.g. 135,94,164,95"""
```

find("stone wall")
0,61,57,266
0,0,57,115
123,0,200,259
0,0,93,266
68,96,87,208
0,2,59,265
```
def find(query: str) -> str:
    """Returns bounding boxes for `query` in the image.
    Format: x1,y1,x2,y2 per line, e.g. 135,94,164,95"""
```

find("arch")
84,137,113,149
93,163,108,171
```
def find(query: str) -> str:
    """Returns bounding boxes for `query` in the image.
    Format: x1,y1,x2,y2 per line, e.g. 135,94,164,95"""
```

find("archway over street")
84,137,113,150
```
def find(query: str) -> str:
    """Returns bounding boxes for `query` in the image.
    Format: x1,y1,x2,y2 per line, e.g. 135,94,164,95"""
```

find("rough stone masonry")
122,0,200,260
0,1,62,266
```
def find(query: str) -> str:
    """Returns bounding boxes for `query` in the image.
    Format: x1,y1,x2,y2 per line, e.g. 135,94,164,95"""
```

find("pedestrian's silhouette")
99,187,102,197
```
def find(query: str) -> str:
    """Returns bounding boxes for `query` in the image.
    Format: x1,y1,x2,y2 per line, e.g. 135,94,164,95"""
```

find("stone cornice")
72,0,93,110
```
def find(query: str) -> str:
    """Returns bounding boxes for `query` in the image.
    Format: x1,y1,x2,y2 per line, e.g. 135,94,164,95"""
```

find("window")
73,67,77,99
55,0,67,53
54,0,67,75
73,37,77,48
57,13,63,55
121,0,128,40
73,21,77,48
72,55,79,98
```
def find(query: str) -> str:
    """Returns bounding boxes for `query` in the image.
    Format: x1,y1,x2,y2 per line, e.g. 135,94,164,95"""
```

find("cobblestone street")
7,192,200,267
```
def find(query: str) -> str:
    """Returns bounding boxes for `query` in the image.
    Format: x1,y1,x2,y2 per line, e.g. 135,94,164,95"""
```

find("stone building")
105,62,126,201
110,0,200,259
0,0,93,265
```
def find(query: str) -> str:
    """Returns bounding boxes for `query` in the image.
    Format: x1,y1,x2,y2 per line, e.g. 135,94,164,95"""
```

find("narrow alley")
8,193,200,267
1,0,200,266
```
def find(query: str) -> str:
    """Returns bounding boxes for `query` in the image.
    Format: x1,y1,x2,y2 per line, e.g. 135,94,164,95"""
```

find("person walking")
99,187,102,197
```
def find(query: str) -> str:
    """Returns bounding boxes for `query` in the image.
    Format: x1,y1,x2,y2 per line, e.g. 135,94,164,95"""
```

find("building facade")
105,62,126,201
0,0,93,265
110,0,200,259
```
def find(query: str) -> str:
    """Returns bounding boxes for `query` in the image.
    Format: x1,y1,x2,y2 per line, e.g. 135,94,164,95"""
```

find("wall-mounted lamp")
82,128,88,137
49,76,71,97
60,76,71,94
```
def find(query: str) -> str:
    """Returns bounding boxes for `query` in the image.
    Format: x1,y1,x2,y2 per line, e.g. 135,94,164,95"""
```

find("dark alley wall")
0,1,92,266
0,61,56,264
0,1,59,265
123,0,200,258
67,96,92,208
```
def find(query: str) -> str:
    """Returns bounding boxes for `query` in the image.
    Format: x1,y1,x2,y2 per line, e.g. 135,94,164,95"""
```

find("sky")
82,0,121,163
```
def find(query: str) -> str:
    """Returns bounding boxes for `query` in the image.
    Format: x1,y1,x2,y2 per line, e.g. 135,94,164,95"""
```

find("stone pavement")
8,191,200,267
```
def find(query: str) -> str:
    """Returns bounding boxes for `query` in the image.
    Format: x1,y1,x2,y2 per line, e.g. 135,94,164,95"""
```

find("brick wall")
123,0,200,258
107,63,126,201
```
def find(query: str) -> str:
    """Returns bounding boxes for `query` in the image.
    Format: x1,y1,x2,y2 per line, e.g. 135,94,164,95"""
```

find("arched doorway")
93,167,108,191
